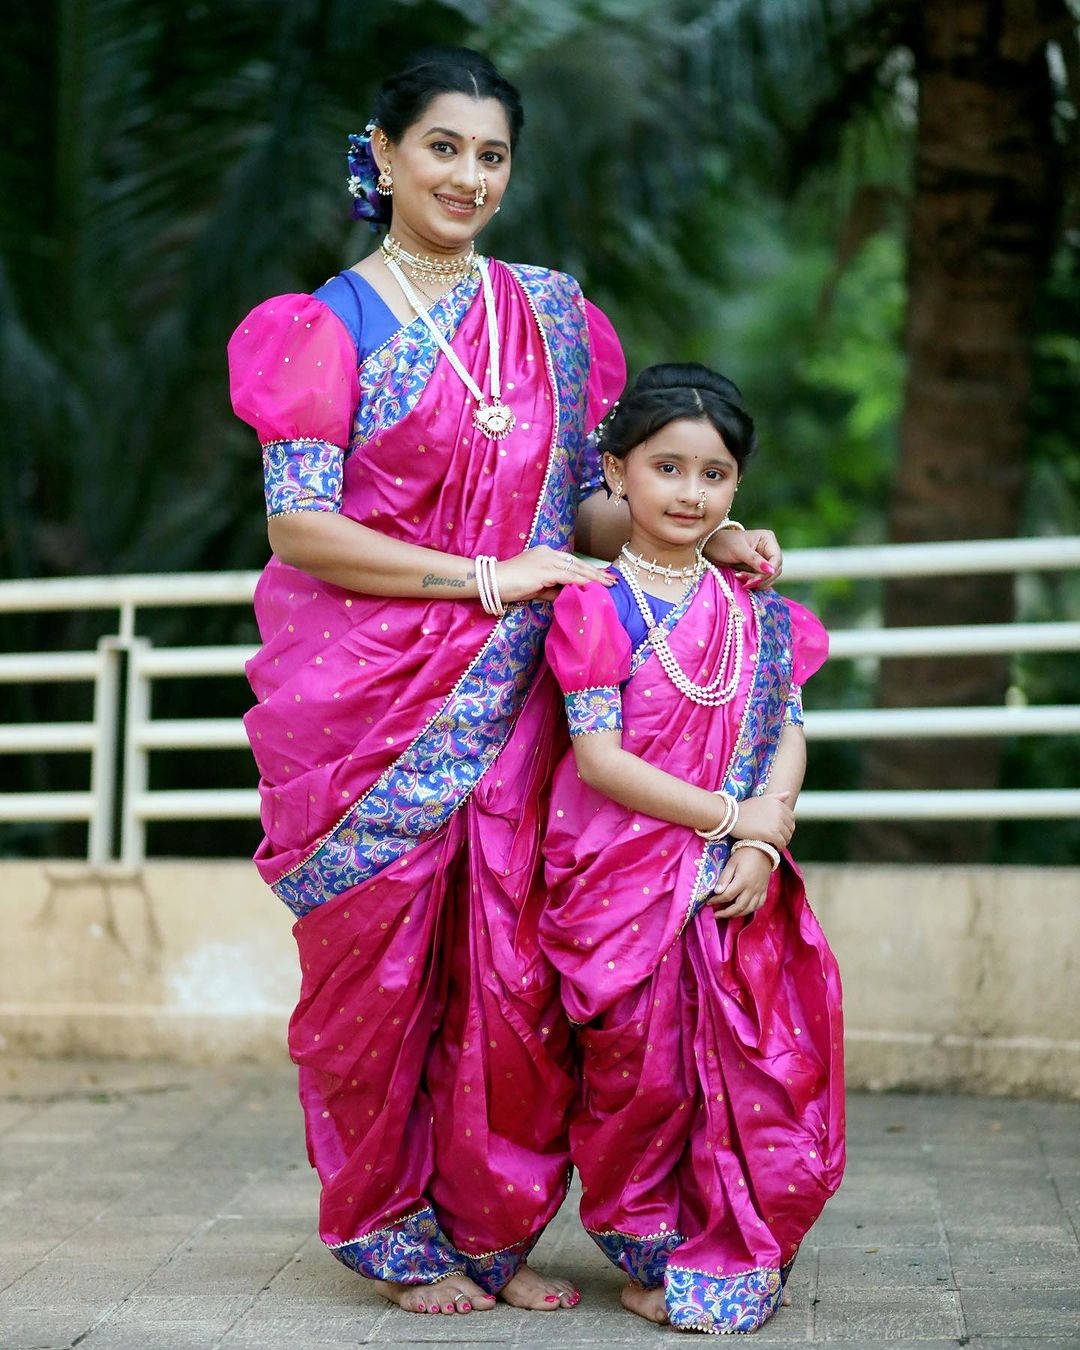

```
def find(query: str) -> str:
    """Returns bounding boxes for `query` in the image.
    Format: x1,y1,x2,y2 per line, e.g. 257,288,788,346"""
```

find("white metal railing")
2,536,1078,865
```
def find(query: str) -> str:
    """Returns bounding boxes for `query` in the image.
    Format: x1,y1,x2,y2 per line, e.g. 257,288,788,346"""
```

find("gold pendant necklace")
383,253,516,440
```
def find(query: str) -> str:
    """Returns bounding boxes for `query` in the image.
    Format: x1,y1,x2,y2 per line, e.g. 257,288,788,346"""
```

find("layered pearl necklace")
618,552,745,706
382,249,515,440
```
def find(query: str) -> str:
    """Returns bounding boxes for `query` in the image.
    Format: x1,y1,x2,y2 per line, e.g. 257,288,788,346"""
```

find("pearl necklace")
383,253,515,439
619,544,702,582
618,560,745,706
381,235,477,285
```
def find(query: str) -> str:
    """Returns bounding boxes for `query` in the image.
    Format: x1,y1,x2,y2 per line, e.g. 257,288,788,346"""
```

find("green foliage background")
2,0,1077,862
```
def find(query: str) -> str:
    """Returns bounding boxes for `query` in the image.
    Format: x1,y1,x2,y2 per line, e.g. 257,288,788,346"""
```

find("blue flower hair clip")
346,121,389,230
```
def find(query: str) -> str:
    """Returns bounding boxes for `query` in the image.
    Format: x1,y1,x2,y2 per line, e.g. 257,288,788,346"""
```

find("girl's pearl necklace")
618,557,745,706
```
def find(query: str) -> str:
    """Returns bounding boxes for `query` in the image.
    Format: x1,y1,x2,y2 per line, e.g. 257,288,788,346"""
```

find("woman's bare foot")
500,1261,580,1310
376,1272,495,1314
621,1280,668,1324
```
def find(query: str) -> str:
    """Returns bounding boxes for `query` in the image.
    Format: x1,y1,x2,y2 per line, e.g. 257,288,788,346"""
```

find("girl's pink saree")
541,573,844,1333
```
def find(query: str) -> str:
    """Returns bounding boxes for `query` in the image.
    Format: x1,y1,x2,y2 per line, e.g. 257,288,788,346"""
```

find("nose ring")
697,488,707,513
474,173,487,208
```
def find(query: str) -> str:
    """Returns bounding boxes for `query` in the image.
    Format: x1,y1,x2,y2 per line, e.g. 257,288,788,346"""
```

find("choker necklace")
619,544,702,582
616,558,745,706
383,253,516,440
381,235,477,285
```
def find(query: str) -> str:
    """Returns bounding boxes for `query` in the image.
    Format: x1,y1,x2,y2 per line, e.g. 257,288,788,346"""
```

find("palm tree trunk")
856,0,1062,861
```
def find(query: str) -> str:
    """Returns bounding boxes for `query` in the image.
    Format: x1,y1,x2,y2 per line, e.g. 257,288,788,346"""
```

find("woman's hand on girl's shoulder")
495,547,616,603
706,527,782,588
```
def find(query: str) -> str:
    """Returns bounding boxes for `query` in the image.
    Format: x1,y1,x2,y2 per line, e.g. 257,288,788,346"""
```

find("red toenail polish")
545,1294,558,1302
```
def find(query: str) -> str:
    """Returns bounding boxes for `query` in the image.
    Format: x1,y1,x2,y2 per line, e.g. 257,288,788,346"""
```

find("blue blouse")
313,270,401,364
608,571,676,651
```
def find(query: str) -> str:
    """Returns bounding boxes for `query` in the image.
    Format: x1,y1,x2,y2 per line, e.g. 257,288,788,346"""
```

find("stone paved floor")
0,1058,1077,1349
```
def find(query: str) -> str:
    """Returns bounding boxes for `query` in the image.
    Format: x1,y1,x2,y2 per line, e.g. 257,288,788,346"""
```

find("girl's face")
375,92,512,255
605,417,740,559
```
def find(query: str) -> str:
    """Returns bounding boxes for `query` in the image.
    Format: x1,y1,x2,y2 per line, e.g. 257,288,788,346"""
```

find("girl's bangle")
719,518,745,531
696,790,739,841
730,838,781,871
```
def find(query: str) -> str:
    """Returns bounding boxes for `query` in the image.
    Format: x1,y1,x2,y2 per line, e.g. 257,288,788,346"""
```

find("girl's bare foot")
621,1280,668,1324
376,1272,495,1313
500,1261,580,1310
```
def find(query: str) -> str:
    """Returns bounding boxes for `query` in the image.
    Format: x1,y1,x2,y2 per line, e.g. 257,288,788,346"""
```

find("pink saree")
227,260,624,1291
540,573,845,1334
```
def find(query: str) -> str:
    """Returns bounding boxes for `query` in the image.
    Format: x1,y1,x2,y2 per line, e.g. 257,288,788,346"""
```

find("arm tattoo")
422,572,471,590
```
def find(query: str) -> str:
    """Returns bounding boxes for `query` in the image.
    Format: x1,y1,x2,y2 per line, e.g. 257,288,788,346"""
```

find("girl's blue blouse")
608,572,675,652
313,270,400,363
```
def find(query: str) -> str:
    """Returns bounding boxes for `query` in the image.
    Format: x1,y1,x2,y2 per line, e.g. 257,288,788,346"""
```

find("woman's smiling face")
375,92,512,254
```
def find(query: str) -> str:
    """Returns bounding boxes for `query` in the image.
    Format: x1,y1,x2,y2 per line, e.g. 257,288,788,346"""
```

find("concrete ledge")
0,860,1076,1097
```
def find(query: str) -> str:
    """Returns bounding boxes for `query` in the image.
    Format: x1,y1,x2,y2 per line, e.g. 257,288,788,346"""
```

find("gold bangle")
719,517,745,531
730,838,781,871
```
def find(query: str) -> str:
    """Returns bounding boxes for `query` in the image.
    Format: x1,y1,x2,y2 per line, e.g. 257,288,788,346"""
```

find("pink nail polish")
461,1302,472,1311
759,561,776,575
417,1304,426,1312
545,1294,559,1302
430,1304,439,1312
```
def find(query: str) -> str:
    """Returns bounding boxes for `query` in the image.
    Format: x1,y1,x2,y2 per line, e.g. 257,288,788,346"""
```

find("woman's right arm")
267,512,613,602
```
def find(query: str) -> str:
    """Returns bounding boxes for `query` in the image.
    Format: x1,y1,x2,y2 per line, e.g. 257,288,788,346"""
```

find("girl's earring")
474,173,487,207
612,481,625,505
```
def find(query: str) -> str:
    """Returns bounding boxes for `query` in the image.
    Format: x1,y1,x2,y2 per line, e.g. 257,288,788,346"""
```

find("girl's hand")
494,547,616,603
707,848,773,918
706,527,783,589
731,791,794,850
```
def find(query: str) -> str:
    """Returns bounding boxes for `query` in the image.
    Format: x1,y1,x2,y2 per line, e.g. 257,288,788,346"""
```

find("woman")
540,364,844,1334
228,46,781,1317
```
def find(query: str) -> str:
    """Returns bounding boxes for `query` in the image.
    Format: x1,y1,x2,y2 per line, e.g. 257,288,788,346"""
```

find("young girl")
539,364,845,1335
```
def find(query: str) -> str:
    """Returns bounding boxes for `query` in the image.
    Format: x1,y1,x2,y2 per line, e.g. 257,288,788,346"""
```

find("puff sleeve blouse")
227,294,360,519
546,582,632,738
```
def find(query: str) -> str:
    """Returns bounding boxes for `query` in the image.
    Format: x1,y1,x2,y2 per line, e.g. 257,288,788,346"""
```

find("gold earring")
612,481,625,504
474,173,487,207
376,133,393,195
